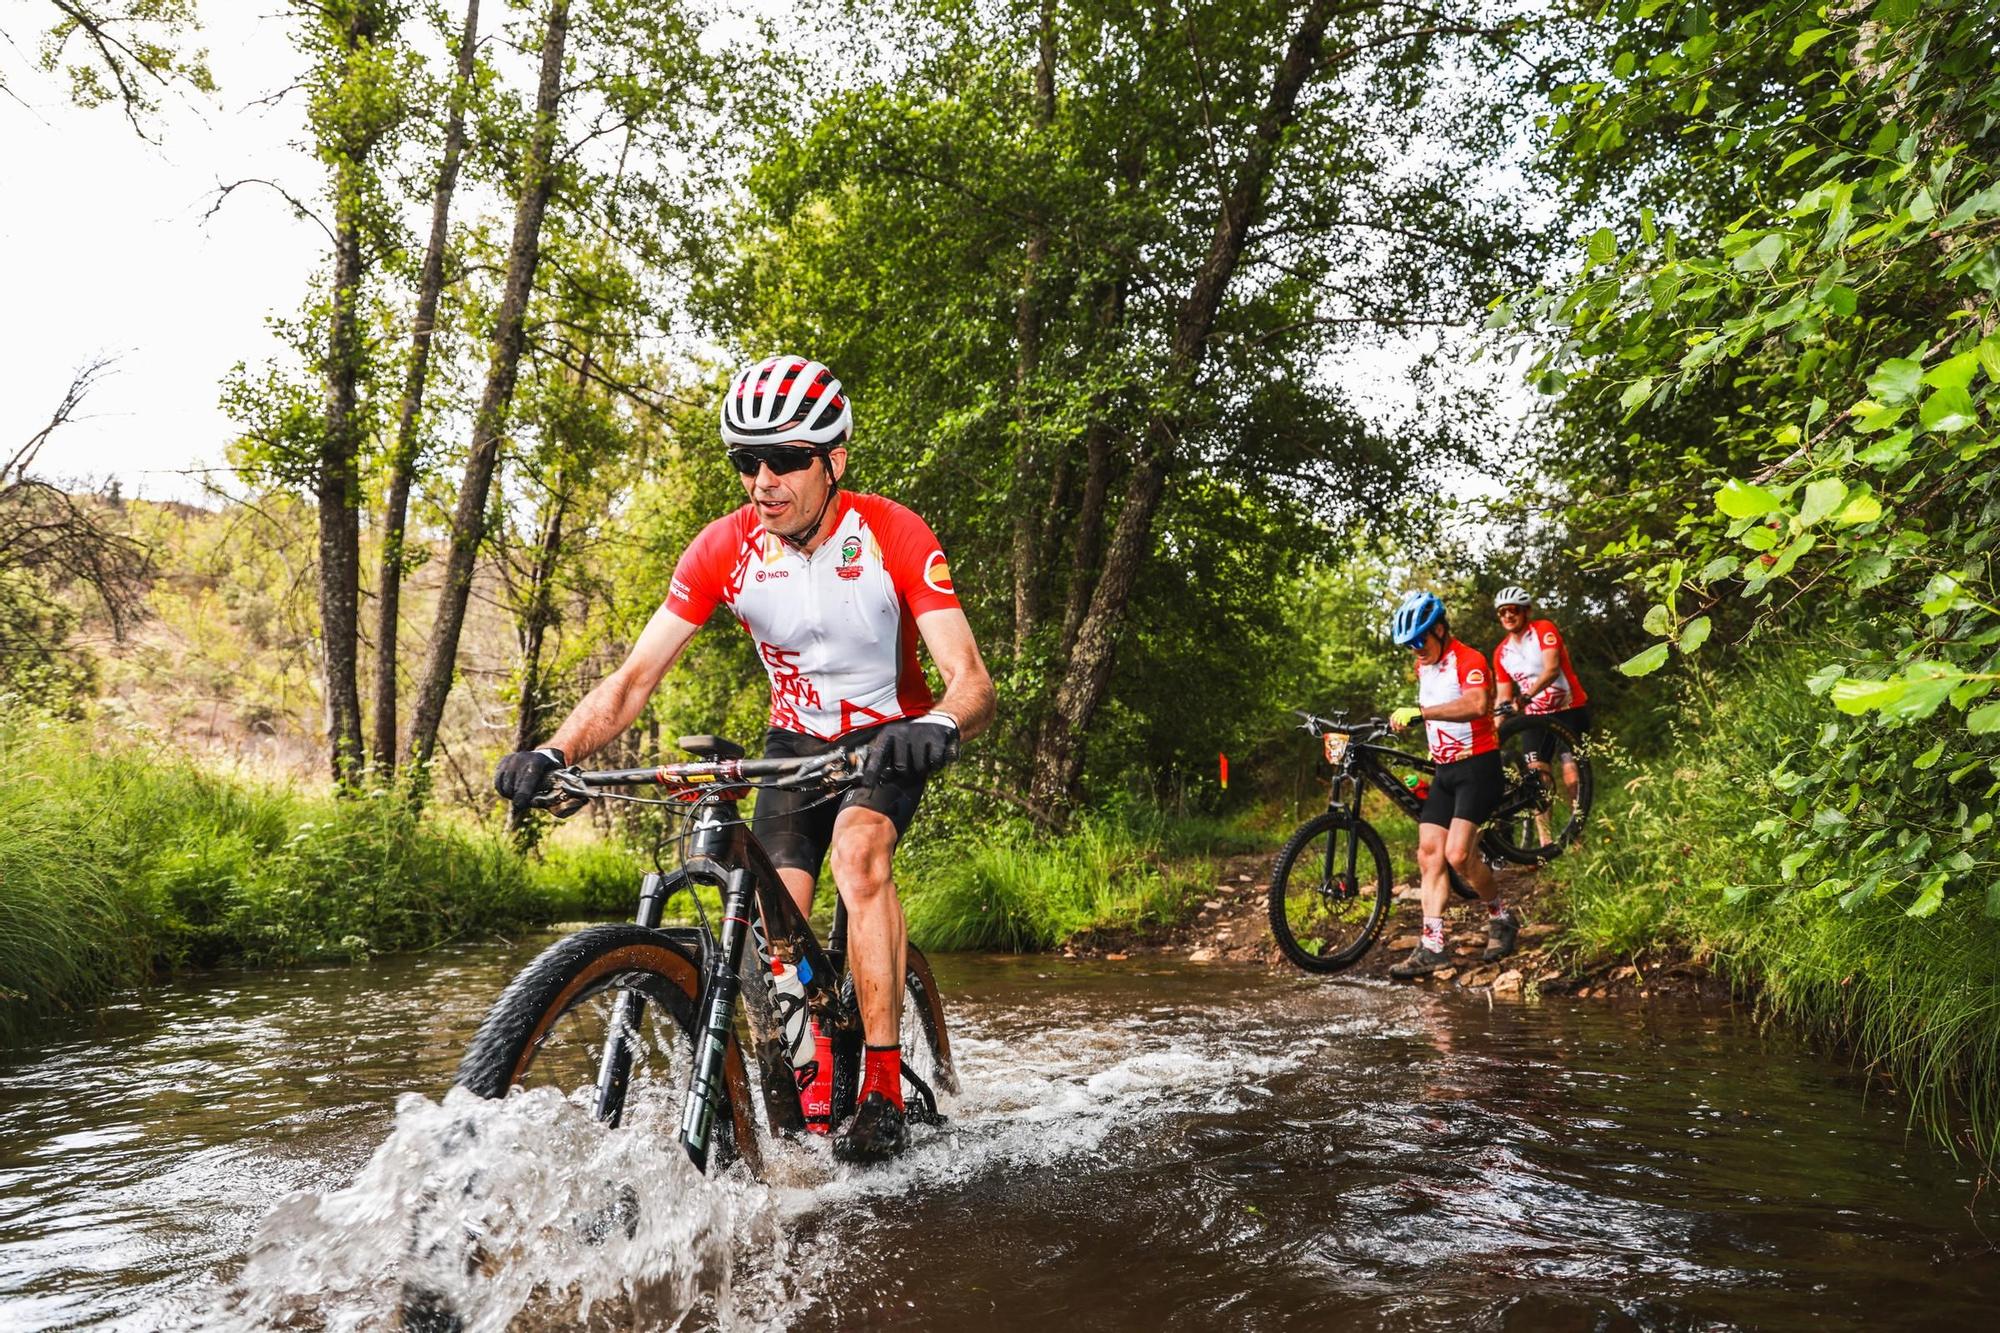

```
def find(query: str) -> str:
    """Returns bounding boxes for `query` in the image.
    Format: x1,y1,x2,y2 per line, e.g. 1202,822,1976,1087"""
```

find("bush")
0,709,641,1040
900,804,1243,952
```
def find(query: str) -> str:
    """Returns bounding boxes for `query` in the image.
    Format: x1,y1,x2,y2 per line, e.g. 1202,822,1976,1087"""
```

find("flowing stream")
2,937,1994,1330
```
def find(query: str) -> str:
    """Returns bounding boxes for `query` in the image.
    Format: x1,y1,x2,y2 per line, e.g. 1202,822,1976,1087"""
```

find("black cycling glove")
494,746,566,818
863,716,959,782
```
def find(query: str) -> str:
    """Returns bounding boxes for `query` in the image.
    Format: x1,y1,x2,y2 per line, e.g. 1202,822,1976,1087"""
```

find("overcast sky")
1,11,328,502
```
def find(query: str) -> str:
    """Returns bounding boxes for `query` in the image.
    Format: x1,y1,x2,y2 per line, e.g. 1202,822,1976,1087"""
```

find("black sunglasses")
727,445,826,477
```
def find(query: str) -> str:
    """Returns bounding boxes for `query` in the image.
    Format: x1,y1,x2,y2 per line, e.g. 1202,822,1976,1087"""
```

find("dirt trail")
1069,852,1726,1002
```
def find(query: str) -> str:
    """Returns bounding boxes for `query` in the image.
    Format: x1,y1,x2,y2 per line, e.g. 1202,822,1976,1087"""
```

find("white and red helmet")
720,355,853,447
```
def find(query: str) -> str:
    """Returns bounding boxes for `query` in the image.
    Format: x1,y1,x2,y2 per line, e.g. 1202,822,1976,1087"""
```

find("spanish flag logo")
924,551,954,595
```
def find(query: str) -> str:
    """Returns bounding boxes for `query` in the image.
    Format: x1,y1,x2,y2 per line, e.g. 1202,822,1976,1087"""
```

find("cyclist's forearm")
1424,689,1493,722
932,671,996,740
544,675,650,763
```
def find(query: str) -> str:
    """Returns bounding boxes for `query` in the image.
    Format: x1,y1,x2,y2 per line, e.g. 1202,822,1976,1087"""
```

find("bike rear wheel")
833,947,958,1125
454,924,760,1176
1267,812,1393,974
1487,717,1594,865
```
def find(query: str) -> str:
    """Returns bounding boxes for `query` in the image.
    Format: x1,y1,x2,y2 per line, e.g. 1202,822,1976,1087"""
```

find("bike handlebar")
533,745,869,807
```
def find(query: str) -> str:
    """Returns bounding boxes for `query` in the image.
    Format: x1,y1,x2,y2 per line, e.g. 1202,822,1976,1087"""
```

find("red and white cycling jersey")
1415,638,1498,763
1493,618,1589,716
664,492,960,740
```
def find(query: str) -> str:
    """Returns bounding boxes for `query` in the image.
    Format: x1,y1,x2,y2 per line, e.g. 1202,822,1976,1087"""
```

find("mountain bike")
452,735,957,1178
1266,711,1591,974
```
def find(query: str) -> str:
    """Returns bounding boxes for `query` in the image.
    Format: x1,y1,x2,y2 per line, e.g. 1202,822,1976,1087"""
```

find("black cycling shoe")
1388,945,1453,980
1482,910,1520,963
832,1092,908,1164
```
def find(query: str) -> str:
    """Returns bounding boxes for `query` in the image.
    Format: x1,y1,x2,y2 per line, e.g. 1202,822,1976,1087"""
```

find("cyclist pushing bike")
492,354,996,1164
1384,590,1519,979
1490,586,1591,846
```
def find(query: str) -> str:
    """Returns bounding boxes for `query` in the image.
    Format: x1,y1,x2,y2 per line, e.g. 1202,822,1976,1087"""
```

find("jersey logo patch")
1466,669,1486,684
1541,631,1558,646
924,551,953,595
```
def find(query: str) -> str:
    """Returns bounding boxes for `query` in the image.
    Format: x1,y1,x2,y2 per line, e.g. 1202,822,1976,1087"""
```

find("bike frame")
560,756,956,1172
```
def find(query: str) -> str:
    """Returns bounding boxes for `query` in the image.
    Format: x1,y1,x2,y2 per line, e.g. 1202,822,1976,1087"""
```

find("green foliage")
900,803,1244,952
0,706,640,1040
1522,0,2000,924
1547,648,2000,1163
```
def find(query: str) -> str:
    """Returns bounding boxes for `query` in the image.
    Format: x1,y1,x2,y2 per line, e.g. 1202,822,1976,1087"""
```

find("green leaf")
1913,741,1944,770
1698,555,1738,583
1849,399,1907,433
1618,642,1671,677
1790,27,1833,59
1722,883,1756,904
1780,849,1814,879
1978,337,2000,384
1733,233,1787,272
1716,479,1781,517
1986,881,2000,919
1833,677,1908,714
1824,284,1858,316
1641,603,1671,635
1798,477,1848,526
1857,431,1911,468
1742,523,1780,551
1907,875,1945,918
1677,615,1712,653
1806,663,1845,696
1832,490,1883,525
1968,702,2000,734
1922,351,1979,392
1922,572,1964,615
1868,358,1924,404
1920,385,1977,433
1586,227,1617,269
1619,377,1655,410
1908,187,1937,223
1767,531,1814,579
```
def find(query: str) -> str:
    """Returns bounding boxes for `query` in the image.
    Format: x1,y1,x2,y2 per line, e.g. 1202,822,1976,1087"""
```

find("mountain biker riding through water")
1384,590,1519,979
492,354,997,1164
1489,586,1591,842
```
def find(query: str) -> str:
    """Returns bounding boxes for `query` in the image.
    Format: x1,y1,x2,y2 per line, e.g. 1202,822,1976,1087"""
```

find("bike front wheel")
1487,717,1594,865
1267,812,1393,974
454,924,760,1176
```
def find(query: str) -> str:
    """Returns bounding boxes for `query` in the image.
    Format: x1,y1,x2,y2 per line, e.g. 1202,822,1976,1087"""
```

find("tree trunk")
1029,0,1339,812
317,2,392,787
504,485,567,832
1008,0,1059,660
405,0,570,783
371,0,480,776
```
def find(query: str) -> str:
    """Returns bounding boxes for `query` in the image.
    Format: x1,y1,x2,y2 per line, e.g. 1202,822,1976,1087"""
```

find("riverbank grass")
0,710,641,1040
1546,661,2000,1166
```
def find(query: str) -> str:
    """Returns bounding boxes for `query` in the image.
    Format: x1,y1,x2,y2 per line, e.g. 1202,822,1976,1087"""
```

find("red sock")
860,1044,904,1111
798,1021,835,1134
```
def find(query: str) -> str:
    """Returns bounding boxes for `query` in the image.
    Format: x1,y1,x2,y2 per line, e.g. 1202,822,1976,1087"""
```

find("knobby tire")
1268,812,1393,974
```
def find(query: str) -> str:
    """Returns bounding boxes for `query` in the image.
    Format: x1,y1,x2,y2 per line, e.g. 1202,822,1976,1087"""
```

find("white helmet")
721,355,852,447
1494,586,1533,609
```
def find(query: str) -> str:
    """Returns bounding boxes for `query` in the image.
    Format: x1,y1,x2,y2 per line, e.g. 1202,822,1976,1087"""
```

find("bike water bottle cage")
1390,590,1446,647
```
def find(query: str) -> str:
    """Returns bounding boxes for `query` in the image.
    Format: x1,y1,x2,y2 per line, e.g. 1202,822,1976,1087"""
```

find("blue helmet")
1390,590,1447,647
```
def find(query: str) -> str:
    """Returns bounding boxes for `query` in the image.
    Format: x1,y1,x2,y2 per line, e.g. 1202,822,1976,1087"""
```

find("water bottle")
769,954,815,1068
1404,772,1431,801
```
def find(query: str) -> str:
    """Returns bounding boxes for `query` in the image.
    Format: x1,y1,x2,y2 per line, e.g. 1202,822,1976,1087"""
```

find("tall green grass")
1546,653,2000,1165
0,709,643,1040
900,804,1257,951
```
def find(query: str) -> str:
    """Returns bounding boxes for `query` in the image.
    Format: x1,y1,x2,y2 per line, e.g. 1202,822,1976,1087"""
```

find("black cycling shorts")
750,724,928,877
1419,749,1503,829
1521,705,1592,763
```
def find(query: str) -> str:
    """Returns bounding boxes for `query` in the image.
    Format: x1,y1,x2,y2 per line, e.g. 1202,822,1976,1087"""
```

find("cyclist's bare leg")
1444,817,1496,901
1416,823,1451,918
828,806,906,1044
778,866,816,921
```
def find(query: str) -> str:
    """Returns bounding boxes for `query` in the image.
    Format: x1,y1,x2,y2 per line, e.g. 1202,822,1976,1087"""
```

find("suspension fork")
591,870,677,1126
681,865,755,1172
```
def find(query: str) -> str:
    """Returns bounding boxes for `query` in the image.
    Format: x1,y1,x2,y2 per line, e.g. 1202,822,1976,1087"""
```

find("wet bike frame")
533,740,956,1173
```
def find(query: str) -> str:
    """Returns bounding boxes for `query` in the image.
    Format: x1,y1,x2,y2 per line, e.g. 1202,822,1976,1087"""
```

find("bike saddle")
678,734,746,761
